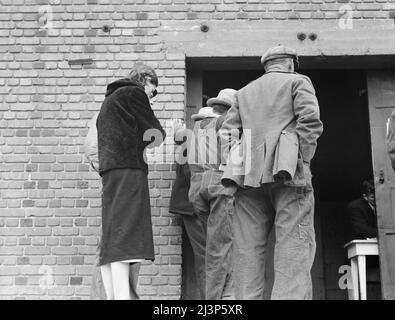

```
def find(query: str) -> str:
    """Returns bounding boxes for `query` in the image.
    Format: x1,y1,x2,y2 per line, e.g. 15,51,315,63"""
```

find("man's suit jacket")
220,68,323,188
347,198,377,239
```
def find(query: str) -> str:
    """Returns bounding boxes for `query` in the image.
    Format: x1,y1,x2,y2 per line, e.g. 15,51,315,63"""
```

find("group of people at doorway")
170,45,325,300
86,44,328,300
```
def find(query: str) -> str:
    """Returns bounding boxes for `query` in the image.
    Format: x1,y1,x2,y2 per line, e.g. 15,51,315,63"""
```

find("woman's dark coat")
97,78,165,176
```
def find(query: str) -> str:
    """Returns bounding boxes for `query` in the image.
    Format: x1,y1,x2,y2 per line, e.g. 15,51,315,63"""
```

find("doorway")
182,67,378,299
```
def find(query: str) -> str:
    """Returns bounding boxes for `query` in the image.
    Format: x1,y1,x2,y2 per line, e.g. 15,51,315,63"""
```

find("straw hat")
191,107,220,121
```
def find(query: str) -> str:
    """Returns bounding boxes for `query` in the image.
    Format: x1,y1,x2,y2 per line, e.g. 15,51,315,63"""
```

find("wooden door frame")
366,70,395,300
185,69,203,129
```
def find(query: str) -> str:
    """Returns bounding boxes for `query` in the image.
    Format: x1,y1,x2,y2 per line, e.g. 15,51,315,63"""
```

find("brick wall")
0,0,394,300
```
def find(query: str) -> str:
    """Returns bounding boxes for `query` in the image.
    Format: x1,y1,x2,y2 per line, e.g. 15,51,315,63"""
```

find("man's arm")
348,205,377,238
292,76,324,163
219,93,242,165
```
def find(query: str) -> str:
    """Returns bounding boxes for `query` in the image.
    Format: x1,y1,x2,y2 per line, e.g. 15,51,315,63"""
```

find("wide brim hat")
207,88,237,109
191,107,220,121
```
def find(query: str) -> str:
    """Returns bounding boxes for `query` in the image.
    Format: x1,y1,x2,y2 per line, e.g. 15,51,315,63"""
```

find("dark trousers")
182,213,207,300
233,182,316,300
189,170,235,300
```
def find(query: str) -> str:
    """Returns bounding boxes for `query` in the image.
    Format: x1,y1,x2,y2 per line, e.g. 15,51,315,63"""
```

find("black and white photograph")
0,0,394,309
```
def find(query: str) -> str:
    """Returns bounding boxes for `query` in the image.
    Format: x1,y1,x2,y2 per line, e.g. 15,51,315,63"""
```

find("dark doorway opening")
193,68,377,299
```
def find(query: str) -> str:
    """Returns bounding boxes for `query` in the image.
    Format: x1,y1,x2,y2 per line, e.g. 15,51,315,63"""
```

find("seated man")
347,180,377,240
347,180,380,286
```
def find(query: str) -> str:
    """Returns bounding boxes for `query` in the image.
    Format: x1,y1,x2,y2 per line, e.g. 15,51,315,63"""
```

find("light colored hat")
191,107,220,121
207,88,237,109
261,45,297,65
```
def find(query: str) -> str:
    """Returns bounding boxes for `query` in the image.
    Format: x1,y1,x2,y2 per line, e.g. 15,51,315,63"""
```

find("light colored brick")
74,286,91,296
0,287,18,295
52,266,76,275
0,276,13,285
159,245,182,255
42,257,57,265
140,265,159,276
0,227,25,236
23,247,49,258
2,256,17,265
157,286,181,296
25,208,54,217
52,247,78,255
0,267,20,276
26,228,52,237
29,257,43,265
79,227,100,236
54,276,69,286
53,227,79,236
48,287,75,296
152,276,168,286
31,155,56,163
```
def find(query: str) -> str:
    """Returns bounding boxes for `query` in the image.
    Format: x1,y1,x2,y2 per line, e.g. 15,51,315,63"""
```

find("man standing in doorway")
220,45,323,299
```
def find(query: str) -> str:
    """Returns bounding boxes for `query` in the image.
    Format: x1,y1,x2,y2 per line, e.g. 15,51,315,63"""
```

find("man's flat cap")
261,45,297,65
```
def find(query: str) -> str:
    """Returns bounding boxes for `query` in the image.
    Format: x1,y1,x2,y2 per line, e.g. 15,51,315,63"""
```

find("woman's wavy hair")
128,63,158,87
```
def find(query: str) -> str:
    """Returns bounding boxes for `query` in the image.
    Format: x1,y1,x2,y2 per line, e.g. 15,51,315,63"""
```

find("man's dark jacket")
169,164,194,216
97,78,165,176
347,198,377,239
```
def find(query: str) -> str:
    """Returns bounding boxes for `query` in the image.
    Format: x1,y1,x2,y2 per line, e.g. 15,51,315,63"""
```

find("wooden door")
180,69,203,300
367,69,395,300
185,69,203,128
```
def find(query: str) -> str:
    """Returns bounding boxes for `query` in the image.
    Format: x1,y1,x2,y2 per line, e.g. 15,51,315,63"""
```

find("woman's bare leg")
111,262,131,300
100,264,114,300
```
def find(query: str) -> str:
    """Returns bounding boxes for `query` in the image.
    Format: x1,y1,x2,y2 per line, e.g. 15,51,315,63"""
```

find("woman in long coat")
97,63,165,299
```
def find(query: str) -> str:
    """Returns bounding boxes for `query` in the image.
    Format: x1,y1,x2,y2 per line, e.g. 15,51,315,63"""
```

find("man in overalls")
188,89,237,300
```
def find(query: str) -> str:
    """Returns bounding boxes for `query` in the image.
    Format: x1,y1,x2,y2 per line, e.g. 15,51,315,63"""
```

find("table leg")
357,255,367,300
349,258,359,300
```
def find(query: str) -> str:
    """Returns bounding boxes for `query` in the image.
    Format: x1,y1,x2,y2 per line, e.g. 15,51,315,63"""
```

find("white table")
344,239,379,300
